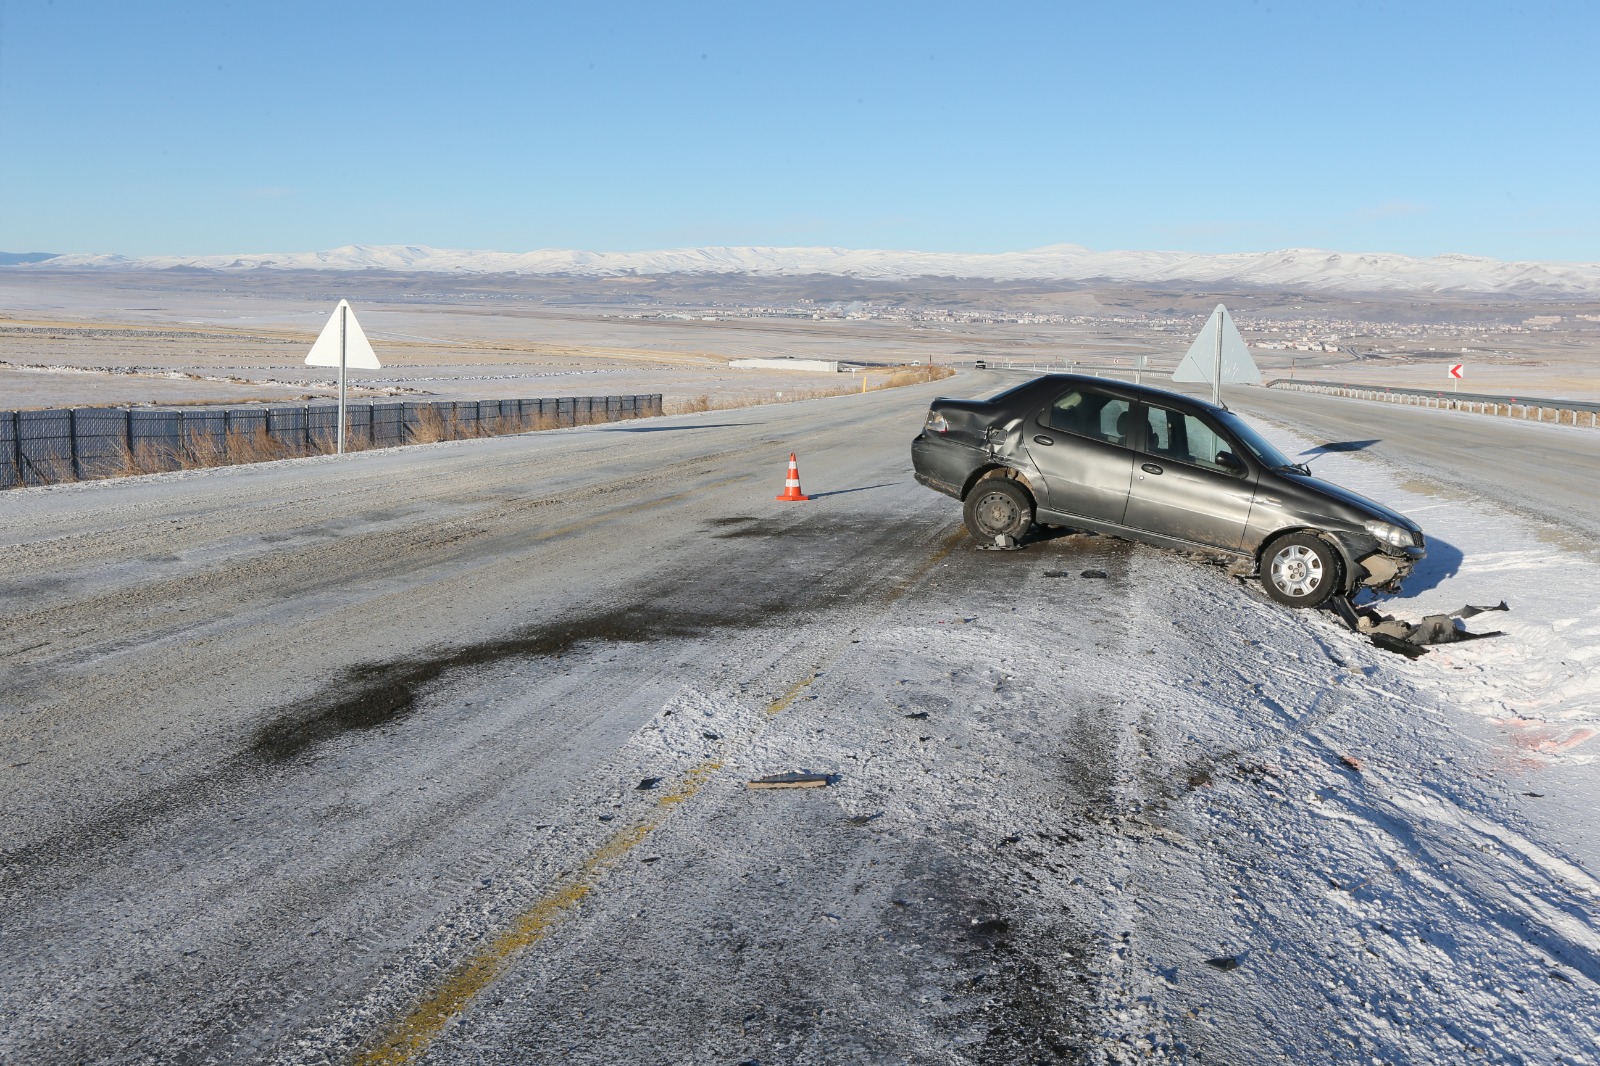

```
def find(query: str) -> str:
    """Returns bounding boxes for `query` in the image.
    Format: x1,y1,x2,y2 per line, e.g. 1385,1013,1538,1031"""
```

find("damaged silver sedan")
911,374,1425,608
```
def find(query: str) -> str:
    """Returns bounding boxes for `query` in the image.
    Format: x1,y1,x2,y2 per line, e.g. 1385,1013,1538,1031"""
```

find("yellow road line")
349,520,962,1063
354,674,835,1063
765,672,819,716
885,528,967,603
352,760,723,1066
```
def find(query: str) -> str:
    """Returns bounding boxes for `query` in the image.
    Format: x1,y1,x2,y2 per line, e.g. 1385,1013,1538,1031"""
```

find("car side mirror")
1216,450,1244,472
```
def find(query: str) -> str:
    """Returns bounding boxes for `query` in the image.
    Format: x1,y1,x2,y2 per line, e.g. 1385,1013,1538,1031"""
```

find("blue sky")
1,0,1594,261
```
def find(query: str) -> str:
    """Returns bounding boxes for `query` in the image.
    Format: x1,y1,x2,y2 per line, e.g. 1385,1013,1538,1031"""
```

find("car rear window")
1043,389,1132,445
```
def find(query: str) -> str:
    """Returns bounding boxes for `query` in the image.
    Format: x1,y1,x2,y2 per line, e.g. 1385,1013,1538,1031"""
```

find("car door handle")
1141,463,1164,475
1033,435,1054,446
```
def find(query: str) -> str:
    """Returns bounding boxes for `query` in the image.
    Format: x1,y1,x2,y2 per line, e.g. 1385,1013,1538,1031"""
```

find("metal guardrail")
1,394,664,489
1267,379,1599,428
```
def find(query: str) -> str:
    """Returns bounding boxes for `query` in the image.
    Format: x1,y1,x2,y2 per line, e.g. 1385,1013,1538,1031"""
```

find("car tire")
1260,533,1342,608
963,479,1033,541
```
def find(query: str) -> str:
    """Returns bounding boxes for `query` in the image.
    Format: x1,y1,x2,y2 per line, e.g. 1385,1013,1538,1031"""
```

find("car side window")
1043,389,1133,447
1143,403,1239,474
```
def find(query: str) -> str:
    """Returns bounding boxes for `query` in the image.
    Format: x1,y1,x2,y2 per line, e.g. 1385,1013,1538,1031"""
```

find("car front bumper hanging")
1329,597,1510,658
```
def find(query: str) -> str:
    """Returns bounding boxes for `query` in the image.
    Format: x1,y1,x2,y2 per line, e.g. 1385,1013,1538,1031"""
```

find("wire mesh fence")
0,394,663,489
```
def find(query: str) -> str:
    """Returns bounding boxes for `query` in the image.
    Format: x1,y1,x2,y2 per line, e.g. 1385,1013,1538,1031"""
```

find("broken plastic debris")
976,533,1023,551
635,777,662,791
1330,597,1509,657
746,772,832,790
1205,956,1241,971
1081,569,1107,579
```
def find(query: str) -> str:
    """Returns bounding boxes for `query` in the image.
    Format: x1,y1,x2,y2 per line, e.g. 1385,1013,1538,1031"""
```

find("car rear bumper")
914,470,962,499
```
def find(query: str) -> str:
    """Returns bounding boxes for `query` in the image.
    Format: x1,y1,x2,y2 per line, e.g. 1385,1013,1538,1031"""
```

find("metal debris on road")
746,772,832,790
976,533,1022,551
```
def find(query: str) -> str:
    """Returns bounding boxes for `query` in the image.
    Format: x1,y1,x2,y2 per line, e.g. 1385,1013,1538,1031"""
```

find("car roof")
1028,373,1229,414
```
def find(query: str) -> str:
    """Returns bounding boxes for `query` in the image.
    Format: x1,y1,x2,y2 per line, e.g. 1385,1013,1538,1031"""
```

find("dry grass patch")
407,407,452,444
665,363,954,415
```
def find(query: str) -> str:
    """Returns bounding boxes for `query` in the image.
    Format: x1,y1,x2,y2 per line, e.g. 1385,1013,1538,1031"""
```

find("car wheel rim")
1271,544,1323,598
977,491,1019,534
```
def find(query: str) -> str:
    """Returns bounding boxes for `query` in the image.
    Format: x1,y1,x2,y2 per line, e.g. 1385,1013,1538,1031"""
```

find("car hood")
1277,470,1420,533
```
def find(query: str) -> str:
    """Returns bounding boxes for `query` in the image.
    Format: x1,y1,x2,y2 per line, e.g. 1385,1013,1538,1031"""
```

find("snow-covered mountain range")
14,243,1600,298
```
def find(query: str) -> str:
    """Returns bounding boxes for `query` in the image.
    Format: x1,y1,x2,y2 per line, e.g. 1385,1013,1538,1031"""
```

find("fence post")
11,410,22,485
68,409,82,480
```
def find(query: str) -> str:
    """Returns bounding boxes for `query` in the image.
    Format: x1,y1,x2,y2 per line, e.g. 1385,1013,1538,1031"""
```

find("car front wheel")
1261,533,1342,608
963,479,1034,541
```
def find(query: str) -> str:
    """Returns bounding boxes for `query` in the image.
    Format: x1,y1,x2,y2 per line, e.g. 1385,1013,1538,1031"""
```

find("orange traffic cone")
775,452,810,501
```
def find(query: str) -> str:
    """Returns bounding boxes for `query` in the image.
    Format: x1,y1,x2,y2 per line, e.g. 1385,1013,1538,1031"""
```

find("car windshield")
1214,410,1298,470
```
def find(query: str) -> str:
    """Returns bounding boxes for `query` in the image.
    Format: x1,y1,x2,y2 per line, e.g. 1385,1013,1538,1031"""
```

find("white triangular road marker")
305,300,381,369
1171,304,1260,386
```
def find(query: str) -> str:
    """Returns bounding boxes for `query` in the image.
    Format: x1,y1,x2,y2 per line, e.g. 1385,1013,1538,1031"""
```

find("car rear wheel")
963,479,1033,541
1260,533,1341,608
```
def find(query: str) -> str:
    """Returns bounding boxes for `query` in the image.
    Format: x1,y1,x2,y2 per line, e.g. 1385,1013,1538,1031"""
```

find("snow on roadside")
1254,420,1600,764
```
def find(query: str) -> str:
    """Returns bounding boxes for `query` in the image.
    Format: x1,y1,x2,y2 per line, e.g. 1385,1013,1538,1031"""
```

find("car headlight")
1364,519,1413,548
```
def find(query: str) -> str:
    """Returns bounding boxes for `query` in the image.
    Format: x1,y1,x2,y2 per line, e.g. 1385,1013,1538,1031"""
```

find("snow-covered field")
1,377,1595,1064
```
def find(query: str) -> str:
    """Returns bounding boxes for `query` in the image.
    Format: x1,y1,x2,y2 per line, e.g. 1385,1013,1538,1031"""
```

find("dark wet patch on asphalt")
251,514,968,764
712,526,772,540
3,513,970,892
711,513,918,542
250,605,736,762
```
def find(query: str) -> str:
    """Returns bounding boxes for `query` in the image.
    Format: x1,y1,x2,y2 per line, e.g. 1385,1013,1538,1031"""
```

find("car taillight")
926,411,950,433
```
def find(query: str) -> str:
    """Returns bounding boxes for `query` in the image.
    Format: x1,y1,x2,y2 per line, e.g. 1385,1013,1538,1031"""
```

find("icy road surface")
1,373,1597,1065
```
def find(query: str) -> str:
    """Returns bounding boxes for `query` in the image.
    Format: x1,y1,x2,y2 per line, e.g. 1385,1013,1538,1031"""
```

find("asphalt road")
0,373,1126,1065
3,371,1594,1065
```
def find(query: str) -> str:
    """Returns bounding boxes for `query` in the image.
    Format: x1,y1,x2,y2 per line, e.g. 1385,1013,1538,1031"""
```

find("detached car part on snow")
911,374,1426,609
